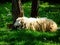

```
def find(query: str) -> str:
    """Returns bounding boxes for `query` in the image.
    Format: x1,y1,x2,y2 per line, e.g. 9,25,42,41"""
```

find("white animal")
14,17,58,32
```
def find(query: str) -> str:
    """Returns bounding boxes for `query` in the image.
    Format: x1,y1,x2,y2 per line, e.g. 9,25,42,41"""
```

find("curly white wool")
14,17,57,32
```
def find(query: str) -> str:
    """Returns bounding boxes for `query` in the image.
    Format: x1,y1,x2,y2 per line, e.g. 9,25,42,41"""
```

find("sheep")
36,18,57,32
14,17,57,32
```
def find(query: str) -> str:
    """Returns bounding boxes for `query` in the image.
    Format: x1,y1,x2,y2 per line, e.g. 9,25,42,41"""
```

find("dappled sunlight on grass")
15,41,25,45
40,2,50,8
0,27,60,45
0,29,60,45
40,2,55,8
0,41,9,45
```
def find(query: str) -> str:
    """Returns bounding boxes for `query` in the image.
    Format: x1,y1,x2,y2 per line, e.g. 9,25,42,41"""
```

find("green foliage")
0,29,60,45
22,2,60,25
0,2,12,27
0,2,60,45
22,2,31,17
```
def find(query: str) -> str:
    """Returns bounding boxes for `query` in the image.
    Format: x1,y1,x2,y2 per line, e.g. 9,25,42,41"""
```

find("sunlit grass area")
0,2,60,45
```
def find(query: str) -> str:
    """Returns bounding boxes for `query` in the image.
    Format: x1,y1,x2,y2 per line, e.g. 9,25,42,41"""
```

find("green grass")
0,29,60,45
0,2,60,45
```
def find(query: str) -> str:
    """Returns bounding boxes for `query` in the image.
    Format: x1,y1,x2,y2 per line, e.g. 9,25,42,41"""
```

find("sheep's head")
14,17,23,28
14,17,28,28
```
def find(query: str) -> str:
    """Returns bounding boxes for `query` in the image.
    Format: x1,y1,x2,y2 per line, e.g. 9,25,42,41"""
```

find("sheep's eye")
50,27,52,29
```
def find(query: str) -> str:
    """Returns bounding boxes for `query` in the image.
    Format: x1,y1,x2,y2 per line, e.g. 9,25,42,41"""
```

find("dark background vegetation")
0,0,60,4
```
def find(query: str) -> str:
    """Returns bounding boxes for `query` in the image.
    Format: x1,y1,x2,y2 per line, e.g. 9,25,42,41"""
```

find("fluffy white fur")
14,17,57,32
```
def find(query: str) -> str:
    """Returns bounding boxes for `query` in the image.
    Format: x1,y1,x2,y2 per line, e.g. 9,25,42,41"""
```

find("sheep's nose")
14,25,19,28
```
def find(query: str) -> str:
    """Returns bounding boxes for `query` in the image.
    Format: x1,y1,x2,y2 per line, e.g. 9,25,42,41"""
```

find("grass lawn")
0,2,60,45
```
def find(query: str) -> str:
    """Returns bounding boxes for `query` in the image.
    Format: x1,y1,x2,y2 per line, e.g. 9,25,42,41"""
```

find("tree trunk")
7,0,24,29
31,0,39,18
12,0,24,23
